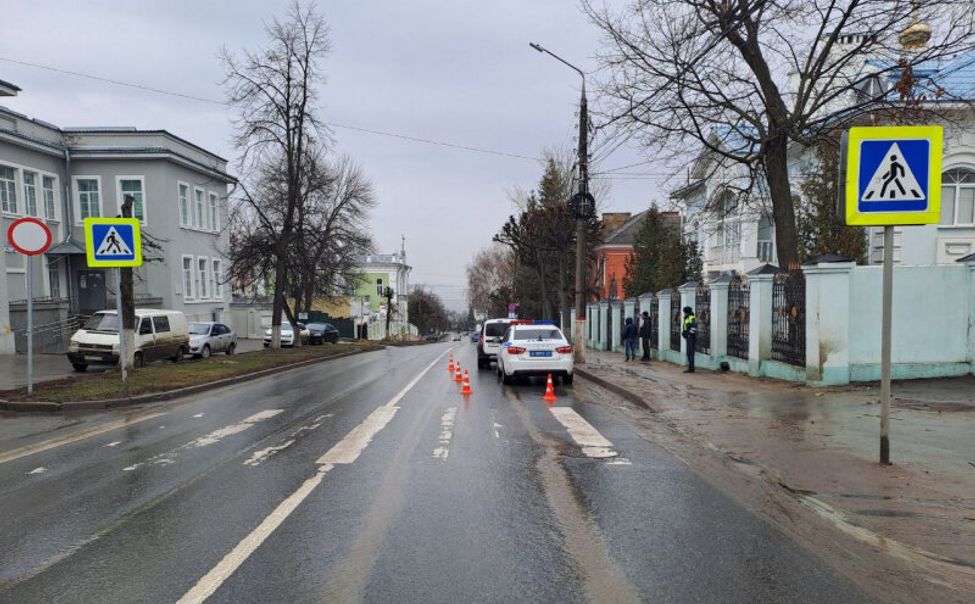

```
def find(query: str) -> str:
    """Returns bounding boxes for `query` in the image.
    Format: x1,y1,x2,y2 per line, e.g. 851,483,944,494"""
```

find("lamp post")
530,42,591,363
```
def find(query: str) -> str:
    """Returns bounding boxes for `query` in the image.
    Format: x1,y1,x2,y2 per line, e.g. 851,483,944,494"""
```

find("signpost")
83,218,143,389
7,217,53,394
840,125,943,464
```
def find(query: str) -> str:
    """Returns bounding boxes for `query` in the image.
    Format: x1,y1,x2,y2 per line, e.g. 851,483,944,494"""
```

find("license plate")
85,355,103,361
530,351,552,357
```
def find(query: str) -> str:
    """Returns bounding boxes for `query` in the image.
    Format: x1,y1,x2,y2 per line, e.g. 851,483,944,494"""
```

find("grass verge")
0,341,383,403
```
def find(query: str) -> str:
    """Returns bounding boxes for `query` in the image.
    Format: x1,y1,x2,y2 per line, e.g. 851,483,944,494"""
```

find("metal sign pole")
116,267,127,389
879,225,894,464
26,256,33,395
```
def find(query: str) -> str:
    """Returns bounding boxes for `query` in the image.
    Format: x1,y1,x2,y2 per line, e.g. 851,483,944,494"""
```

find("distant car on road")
424,333,440,342
477,318,513,369
263,323,310,347
188,322,237,358
452,333,461,341
496,323,574,385
306,322,339,344
470,331,479,344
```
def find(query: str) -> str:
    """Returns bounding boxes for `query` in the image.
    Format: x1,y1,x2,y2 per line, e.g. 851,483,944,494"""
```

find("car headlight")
112,343,120,353
68,340,79,352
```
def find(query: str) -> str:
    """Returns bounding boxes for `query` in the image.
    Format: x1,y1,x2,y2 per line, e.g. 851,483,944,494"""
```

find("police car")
496,321,574,385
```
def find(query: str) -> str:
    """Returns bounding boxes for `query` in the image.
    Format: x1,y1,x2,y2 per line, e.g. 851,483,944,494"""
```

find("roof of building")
0,79,21,96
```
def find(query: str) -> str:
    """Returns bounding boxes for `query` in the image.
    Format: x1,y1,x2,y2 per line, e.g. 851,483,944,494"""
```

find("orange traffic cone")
454,364,463,382
543,374,557,403
448,357,454,374
460,370,472,395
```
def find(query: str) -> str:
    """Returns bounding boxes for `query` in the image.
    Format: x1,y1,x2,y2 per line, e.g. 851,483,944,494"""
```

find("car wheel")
562,373,574,385
201,345,211,359
173,347,185,363
501,370,513,385
133,352,145,368
72,363,88,372
226,343,236,356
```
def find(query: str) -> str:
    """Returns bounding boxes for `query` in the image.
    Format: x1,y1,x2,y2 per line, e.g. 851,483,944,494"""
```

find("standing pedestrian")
639,310,652,362
623,317,638,361
681,306,697,373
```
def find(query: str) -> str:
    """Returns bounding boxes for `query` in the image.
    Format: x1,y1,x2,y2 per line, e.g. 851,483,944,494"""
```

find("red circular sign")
7,217,52,256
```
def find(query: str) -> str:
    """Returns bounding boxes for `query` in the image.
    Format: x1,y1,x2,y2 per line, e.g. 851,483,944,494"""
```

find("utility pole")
530,42,592,363
120,195,136,394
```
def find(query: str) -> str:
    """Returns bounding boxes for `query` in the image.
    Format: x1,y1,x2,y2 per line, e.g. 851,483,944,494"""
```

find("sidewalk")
579,349,975,593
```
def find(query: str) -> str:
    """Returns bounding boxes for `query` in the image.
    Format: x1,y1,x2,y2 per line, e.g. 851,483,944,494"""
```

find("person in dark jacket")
623,317,638,361
639,310,652,362
681,306,697,373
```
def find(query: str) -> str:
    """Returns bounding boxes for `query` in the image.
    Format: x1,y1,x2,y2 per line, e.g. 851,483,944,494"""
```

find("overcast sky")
2,0,672,311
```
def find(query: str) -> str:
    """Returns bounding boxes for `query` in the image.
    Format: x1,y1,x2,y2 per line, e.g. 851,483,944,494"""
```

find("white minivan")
67,309,190,371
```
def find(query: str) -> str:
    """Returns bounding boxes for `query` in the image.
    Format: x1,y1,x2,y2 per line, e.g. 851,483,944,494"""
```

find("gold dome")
899,20,932,51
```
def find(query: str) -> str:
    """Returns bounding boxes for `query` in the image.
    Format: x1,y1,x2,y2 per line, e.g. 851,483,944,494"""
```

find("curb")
0,346,381,413
575,366,656,411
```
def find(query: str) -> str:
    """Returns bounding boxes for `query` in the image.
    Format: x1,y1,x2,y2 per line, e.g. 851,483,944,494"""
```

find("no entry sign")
7,217,52,256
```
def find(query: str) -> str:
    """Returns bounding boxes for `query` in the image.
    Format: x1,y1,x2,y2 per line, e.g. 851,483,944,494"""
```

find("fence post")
610,300,624,353
803,259,855,385
710,275,731,361
678,281,698,367
657,289,672,359
597,300,610,351
747,265,779,377
964,257,975,375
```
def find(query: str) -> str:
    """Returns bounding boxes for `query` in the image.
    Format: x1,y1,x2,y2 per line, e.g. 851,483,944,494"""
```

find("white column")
678,282,698,365
0,246,13,354
803,261,855,385
710,277,730,360
657,289,672,356
610,300,623,353
748,272,776,377
967,260,975,375
598,301,610,350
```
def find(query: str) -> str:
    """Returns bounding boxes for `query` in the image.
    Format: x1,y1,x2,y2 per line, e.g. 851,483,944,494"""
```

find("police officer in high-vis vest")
681,306,697,373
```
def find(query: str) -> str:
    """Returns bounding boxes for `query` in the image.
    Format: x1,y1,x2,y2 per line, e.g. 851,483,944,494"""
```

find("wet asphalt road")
0,343,875,603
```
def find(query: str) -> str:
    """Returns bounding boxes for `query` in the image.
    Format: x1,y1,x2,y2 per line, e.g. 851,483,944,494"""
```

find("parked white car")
496,323,574,385
263,322,310,347
189,322,237,358
477,318,514,369
67,309,189,371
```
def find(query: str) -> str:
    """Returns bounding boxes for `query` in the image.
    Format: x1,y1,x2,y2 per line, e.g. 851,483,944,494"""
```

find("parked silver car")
188,322,237,358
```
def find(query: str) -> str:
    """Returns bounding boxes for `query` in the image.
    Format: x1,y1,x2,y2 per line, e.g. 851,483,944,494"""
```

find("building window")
23,171,38,216
194,188,205,229
197,257,209,299
940,167,975,226
211,259,222,300
42,176,57,220
1,165,17,214
47,257,61,298
182,256,194,300
76,178,101,220
118,177,145,222
208,192,219,231
178,183,190,226
376,278,383,297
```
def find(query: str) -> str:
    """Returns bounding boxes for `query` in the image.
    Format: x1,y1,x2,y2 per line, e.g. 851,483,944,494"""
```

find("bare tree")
466,244,516,316
585,0,975,267
221,0,330,347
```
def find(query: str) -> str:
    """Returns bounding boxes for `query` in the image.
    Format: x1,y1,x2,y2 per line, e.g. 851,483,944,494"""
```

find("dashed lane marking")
243,414,330,467
432,407,457,460
548,407,619,459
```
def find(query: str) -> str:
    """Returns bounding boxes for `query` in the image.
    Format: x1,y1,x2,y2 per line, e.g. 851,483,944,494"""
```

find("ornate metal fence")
771,269,806,366
649,297,659,349
727,275,750,359
695,284,711,354
670,291,681,351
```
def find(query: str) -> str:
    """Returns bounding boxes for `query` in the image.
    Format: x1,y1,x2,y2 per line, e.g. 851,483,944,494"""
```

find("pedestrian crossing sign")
841,125,942,226
84,217,143,267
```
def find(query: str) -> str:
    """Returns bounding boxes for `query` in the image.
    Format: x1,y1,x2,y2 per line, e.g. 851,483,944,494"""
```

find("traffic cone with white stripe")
460,370,472,395
543,374,557,403
454,363,463,382
448,356,454,375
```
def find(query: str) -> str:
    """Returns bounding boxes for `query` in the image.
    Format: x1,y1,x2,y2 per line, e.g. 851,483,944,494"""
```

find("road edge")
0,346,383,413
575,367,655,411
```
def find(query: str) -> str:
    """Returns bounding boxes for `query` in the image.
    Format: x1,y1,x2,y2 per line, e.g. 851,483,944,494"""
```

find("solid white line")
0,411,167,465
178,348,451,603
176,464,334,604
548,407,619,459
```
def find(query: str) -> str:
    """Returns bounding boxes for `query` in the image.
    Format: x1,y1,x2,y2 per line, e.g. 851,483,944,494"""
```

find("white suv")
496,323,574,385
477,318,513,369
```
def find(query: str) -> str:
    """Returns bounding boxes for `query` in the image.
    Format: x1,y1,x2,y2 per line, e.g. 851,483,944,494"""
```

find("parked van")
67,309,190,372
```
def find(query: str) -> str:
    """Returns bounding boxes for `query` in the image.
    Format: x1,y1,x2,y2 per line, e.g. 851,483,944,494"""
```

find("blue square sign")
857,139,930,213
83,218,143,267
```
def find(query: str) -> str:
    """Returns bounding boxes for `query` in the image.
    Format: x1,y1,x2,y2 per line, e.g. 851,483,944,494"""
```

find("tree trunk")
534,251,550,321
764,133,799,269
120,196,136,367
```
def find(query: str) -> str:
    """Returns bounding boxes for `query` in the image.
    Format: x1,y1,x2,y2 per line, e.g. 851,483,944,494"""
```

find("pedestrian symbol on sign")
861,142,924,202
96,226,133,256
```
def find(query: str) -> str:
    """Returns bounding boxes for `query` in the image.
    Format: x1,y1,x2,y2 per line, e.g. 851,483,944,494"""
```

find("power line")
0,56,540,163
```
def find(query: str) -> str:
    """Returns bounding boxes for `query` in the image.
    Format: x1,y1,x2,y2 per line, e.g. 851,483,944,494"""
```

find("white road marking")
27,466,46,475
432,407,457,460
123,409,284,472
193,413,205,418
243,415,331,467
104,441,122,448
548,407,619,459
178,349,450,604
493,422,502,439
0,411,167,466
159,425,166,430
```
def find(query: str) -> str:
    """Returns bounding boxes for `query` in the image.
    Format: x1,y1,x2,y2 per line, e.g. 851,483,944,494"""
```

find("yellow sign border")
83,217,143,267
844,125,942,226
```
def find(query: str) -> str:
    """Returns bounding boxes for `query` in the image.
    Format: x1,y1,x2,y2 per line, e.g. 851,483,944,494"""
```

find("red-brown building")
591,210,682,300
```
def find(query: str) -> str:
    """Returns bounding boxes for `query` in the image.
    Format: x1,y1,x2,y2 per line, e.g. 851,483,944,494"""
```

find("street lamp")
530,41,591,363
